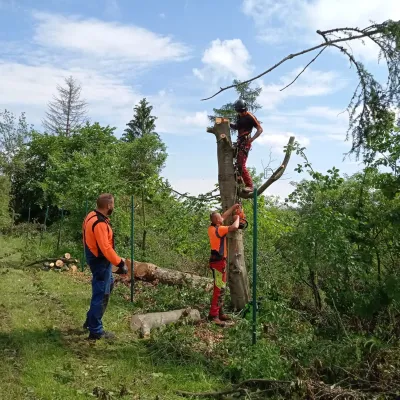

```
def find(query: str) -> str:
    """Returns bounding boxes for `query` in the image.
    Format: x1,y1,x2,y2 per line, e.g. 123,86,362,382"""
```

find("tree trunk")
131,308,201,338
113,260,213,291
208,119,250,310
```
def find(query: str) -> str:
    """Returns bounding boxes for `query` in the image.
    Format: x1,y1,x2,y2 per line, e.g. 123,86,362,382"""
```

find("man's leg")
86,263,114,339
237,145,253,189
83,267,113,330
208,261,227,326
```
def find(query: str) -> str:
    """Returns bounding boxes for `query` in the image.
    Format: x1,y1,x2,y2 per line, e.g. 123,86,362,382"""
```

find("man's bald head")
97,193,115,216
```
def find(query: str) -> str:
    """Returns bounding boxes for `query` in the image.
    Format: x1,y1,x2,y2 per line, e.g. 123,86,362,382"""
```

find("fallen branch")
239,136,295,199
176,388,244,398
131,308,201,338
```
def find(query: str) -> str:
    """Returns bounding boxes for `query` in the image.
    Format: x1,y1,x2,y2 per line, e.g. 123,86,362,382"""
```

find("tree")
122,98,158,142
207,119,294,310
0,109,30,176
43,76,88,137
208,79,262,125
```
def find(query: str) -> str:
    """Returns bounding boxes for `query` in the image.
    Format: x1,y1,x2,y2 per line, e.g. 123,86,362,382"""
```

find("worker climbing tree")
230,99,263,193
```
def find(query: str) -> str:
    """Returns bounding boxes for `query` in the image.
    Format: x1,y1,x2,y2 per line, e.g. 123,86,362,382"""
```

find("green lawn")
0,238,222,400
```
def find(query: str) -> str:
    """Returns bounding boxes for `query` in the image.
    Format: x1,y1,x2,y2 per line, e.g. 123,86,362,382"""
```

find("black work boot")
88,331,116,341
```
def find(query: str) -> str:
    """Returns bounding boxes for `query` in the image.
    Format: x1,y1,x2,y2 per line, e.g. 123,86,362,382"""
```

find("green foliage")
208,79,262,124
122,98,158,142
0,175,11,229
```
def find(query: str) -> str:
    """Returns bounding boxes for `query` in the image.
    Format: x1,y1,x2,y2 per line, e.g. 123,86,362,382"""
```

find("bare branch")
201,29,380,101
280,47,326,92
239,136,295,199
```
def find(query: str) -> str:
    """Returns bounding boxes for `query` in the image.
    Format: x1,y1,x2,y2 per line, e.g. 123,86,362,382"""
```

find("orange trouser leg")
209,260,227,317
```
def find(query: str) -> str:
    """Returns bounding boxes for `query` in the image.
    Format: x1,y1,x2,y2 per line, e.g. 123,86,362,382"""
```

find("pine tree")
208,79,262,124
122,98,158,142
43,76,88,136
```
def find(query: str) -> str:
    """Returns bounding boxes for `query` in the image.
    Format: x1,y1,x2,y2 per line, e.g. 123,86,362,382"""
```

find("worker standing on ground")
82,193,127,340
207,204,240,326
230,99,263,192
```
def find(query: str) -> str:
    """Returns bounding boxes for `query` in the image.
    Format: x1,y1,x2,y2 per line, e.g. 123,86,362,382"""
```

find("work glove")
115,258,128,274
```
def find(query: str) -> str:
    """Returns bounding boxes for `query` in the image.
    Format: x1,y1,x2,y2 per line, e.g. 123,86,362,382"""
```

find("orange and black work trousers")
236,136,253,189
209,259,227,318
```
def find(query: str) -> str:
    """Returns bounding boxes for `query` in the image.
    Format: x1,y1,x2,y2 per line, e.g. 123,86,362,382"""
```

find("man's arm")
228,215,240,232
94,223,125,269
251,125,263,143
222,203,240,222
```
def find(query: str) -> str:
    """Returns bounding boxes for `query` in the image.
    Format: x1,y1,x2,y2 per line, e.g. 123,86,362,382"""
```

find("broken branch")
202,28,381,100
280,47,326,91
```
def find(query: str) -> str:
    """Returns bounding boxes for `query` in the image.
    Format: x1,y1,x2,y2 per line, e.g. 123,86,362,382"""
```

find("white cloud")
258,67,346,109
32,12,190,64
0,62,140,128
193,39,253,83
242,0,400,60
182,111,209,127
257,131,310,152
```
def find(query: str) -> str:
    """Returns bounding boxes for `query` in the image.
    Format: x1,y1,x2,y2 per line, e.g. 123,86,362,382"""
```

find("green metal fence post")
40,206,49,247
252,187,258,345
25,205,31,246
57,207,64,252
130,195,135,302
81,198,88,272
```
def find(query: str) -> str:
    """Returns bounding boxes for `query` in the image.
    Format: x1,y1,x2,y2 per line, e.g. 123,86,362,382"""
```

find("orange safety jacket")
82,210,124,268
208,224,229,262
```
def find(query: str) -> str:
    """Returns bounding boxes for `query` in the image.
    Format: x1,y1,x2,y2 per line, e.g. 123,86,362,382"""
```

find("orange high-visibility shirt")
82,211,122,266
208,224,229,260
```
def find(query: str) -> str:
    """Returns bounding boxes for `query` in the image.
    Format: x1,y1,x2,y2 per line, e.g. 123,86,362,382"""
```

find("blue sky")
1,0,399,198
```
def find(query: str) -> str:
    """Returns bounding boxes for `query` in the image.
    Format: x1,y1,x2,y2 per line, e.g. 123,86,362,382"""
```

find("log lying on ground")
131,308,201,338
113,259,213,291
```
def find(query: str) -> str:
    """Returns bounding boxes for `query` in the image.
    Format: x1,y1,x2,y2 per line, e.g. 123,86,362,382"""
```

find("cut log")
112,259,213,291
64,253,71,260
43,262,51,268
25,258,79,267
49,263,55,268
55,260,64,268
131,308,201,338
69,265,78,273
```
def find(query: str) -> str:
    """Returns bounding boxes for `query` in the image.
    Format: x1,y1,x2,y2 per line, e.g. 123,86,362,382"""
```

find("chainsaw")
235,204,248,230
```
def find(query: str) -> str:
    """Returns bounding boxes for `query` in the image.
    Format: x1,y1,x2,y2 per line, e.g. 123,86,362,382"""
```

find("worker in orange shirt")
82,193,127,340
207,203,240,326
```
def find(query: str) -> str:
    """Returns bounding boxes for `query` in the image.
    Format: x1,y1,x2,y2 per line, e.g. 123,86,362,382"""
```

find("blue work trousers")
86,261,114,334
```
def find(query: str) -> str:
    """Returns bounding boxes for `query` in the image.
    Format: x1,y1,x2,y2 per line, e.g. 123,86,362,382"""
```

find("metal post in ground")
252,187,258,345
40,206,49,247
25,205,31,246
130,195,135,302
81,198,88,272
57,207,64,252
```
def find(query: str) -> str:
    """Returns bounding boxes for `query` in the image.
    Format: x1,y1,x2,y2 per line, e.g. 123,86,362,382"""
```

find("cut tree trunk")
207,119,295,311
131,308,201,338
208,118,250,310
112,260,213,291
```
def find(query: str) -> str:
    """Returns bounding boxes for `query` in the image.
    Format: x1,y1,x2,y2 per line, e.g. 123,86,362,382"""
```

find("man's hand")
116,258,128,275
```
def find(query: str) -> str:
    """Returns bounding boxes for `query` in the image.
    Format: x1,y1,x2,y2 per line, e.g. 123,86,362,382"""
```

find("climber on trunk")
207,204,240,326
230,99,263,192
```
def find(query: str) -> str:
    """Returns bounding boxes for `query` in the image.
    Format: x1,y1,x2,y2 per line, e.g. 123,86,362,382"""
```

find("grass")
0,236,224,400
